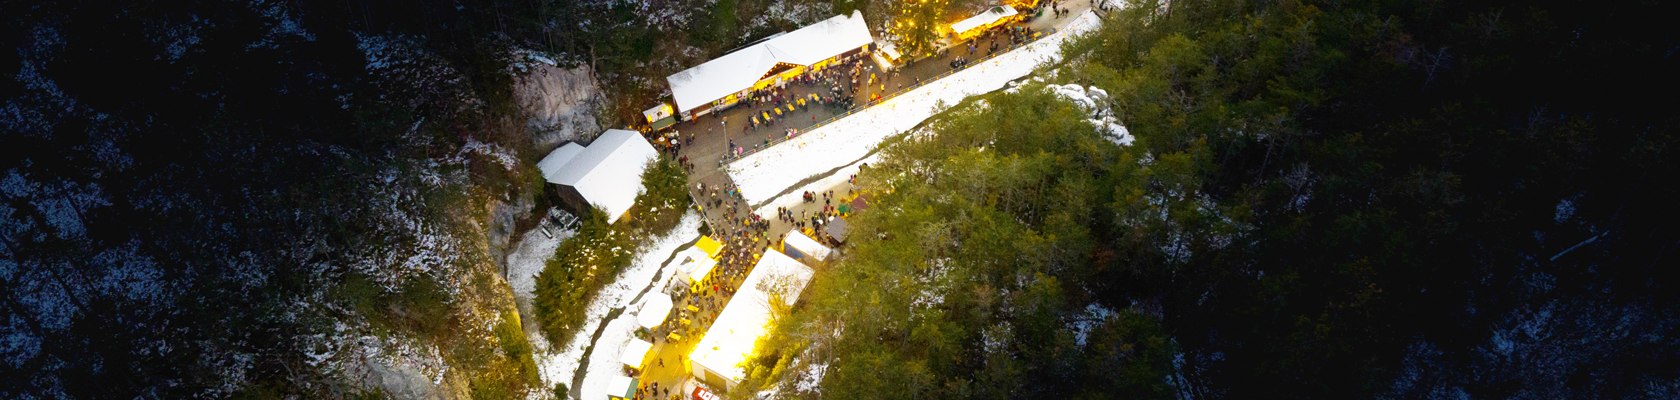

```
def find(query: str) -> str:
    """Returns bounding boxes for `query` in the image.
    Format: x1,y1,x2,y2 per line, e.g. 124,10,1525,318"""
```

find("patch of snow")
981,322,1014,356
153,15,207,62
728,12,1104,206
251,2,315,47
1285,163,1315,213
794,361,828,394
910,258,951,313
90,240,168,304
743,0,829,41
577,313,639,400
535,212,702,395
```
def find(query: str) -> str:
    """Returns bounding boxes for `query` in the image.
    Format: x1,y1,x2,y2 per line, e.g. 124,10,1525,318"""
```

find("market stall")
782,230,833,261
619,338,654,370
636,296,674,329
607,375,638,399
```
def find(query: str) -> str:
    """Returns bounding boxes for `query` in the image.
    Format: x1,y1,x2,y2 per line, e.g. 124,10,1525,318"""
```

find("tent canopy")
784,230,833,261
825,217,850,242
644,103,674,123
667,11,874,114
696,236,725,259
620,338,654,369
690,249,815,390
536,143,585,180
608,376,638,399
676,246,718,283
637,296,674,329
951,6,1019,35
538,129,659,223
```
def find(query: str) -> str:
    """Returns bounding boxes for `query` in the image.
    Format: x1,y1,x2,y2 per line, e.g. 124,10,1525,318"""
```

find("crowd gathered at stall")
586,2,1071,398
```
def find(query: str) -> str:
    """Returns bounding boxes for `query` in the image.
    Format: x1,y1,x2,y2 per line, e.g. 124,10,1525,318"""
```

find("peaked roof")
538,129,659,223
667,10,873,114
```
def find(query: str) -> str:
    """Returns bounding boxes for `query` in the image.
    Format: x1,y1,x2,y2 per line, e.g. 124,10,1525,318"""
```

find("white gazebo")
637,296,675,329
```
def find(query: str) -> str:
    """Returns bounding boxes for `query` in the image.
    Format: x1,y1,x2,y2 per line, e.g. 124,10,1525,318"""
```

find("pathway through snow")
726,12,1102,206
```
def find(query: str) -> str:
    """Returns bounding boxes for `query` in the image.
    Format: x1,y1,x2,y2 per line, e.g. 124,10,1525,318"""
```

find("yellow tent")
696,236,725,259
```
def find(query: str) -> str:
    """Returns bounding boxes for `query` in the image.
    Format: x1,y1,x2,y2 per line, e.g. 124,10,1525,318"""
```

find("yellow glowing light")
688,249,814,390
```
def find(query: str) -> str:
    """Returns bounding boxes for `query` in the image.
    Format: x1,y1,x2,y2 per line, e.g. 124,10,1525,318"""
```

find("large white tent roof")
689,249,815,389
952,5,1018,35
783,230,833,261
667,10,873,114
538,129,659,223
536,142,585,178
619,338,653,369
607,375,636,399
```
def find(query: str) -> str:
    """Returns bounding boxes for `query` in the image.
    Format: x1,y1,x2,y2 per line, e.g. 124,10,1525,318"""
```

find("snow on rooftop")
952,6,1019,35
729,12,1103,206
667,10,873,114
538,129,658,223
690,249,815,389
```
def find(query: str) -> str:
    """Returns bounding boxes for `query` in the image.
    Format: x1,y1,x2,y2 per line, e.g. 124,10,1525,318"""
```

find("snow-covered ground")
726,12,1103,206
505,220,576,301
532,212,701,399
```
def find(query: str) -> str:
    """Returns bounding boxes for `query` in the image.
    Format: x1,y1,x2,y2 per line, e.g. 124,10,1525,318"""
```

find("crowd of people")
625,12,1052,398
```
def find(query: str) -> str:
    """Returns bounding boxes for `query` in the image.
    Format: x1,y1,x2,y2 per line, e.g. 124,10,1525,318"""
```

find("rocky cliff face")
515,60,607,151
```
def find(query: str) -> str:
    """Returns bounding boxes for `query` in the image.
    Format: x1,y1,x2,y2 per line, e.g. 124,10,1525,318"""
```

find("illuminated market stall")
687,249,815,391
666,11,874,120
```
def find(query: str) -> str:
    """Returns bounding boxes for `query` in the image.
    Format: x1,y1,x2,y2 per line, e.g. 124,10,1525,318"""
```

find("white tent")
667,10,874,115
637,296,674,329
675,246,718,283
783,230,833,261
607,375,637,399
537,129,659,223
620,338,654,369
951,6,1019,36
689,249,815,391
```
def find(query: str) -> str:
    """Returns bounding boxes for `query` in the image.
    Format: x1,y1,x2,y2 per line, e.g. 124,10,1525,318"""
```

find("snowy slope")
533,212,701,398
